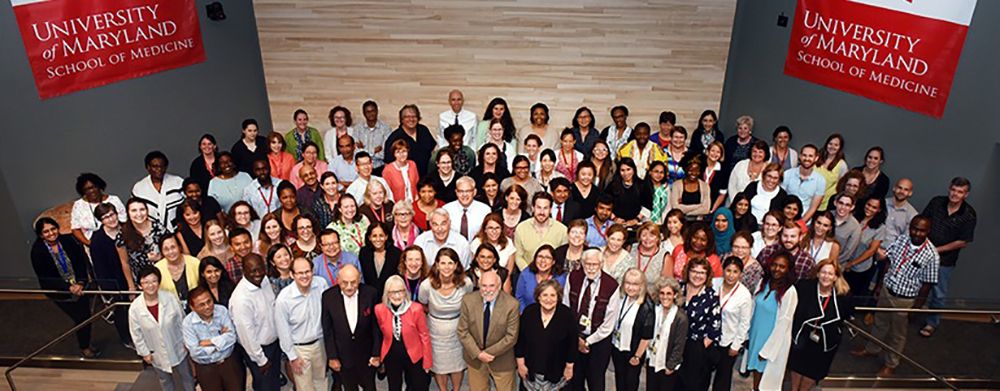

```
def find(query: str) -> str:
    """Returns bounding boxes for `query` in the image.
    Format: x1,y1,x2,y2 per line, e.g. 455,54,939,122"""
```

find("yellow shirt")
155,255,201,301
513,219,568,271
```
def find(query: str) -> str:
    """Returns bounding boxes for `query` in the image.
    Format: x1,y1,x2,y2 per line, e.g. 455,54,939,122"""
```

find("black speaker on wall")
207,2,226,21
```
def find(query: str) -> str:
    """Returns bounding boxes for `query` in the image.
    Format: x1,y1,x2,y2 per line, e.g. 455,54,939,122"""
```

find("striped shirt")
131,174,185,231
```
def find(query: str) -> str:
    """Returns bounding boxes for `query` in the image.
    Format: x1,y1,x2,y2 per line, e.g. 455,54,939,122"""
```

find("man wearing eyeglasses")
275,257,331,391
312,229,362,289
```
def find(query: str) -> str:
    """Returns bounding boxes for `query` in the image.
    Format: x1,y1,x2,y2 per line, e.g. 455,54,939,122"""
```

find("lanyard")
323,254,340,286
895,241,928,273
258,185,274,209
204,157,215,178
49,243,72,281
595,220,610,240
349,224,364,248
615,296,637,332
720,282,741,311
637,246,659,273
809,239,824,261
372,206,385,224
405,277,421,302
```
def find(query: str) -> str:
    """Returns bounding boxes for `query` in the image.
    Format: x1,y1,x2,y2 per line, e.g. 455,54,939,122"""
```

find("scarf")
713,207,735,255
393,224,417,249
389,301,412,341
650,304,679,372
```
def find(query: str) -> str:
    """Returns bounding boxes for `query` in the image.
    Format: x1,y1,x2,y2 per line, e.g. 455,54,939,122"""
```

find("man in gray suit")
457,271,519,391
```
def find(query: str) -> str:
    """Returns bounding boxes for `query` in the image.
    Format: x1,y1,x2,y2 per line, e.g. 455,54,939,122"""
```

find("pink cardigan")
375,302,433,370
382,160,419,203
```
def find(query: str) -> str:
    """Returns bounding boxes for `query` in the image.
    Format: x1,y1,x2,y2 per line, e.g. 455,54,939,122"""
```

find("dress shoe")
877,366,895,377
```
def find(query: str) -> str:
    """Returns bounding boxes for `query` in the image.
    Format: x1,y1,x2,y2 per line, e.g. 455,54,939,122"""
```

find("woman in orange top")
383,139,420,203
267,132,295,181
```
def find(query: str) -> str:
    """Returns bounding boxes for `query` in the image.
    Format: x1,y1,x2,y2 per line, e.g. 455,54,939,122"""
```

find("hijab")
712,207,735,255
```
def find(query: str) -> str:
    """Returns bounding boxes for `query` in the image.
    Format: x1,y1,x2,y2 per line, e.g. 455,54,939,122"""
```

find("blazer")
382,160,420,203
552,201,582,225
322,285,382,369
622,296,656,354
31,235,90,300
154,255,201,300
129,291,187,372
456,290,520,371
374,301,432,370
742,180,788,216
358,246,402,301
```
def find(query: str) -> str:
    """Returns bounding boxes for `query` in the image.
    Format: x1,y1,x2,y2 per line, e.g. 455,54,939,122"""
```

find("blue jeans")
925,265,954,328
246,341,282,391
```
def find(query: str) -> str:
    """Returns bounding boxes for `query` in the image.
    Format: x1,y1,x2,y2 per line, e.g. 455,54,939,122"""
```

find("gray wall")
0,0,272,280
720,0,999,301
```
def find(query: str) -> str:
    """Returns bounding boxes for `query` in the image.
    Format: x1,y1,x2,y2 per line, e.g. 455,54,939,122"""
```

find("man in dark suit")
457,271,520,391
550,178,581,224
321,264,381,391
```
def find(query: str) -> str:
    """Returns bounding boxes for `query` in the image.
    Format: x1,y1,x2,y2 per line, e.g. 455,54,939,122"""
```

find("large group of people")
32,90,977,391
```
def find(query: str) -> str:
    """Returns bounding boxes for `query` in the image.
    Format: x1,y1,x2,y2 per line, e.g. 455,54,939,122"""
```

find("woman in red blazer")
383,139,421,203
376,275,432,391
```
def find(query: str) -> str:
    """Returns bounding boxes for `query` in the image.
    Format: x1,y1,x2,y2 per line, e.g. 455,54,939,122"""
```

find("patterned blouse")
665,148,686,186
116,220,168,282
330,217,371,256
682,285,722,342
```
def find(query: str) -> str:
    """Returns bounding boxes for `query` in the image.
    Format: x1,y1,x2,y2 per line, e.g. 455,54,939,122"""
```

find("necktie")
454,113,460,126
461,208,469,238
557,205,563,222
483,301,491,346
579,278,593,332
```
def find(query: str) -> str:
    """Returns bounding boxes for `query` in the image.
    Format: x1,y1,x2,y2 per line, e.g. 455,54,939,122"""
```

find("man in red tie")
549,178,580,225
443,176,491,240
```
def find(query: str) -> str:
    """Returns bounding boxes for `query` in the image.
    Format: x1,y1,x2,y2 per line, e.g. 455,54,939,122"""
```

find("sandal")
919,325,935,338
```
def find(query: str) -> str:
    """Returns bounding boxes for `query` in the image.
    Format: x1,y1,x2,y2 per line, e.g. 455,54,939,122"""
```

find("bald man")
882,178,918,253
322,264,381,391
438,89,477,146
458,271,520,391
296,164,321,208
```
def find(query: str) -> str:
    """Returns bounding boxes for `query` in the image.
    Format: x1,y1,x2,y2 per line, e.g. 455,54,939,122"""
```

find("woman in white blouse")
710,256,754,391
727,140,770,205
71,173,126,245
129,266,194,391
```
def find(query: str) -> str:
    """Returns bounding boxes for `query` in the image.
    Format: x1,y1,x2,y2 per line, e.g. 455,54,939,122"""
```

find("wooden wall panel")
254,0,736,141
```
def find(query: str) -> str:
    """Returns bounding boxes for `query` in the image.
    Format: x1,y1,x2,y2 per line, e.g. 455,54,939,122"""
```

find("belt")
295,338,321,346
887,287,915,299
197,355,234,367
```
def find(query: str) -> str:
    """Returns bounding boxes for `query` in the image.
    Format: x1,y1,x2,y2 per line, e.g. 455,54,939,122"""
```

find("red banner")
783,0,977,118
11,0,205,99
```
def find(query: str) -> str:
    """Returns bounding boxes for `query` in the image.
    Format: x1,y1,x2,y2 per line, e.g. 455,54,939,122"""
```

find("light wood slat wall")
253,0,737,141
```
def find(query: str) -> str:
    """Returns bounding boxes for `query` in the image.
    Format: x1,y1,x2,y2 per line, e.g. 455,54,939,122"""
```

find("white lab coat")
756,285,798,391
129,290,188,372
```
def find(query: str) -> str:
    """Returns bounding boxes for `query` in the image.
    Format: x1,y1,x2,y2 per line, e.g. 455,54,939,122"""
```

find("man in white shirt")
563,249,621,391
345,152,394,202
443,176,491,240
242,159,283,218
438,89,478,146
329,134,360,188
275,257,330,391
414,208,471,268
131,151,185,230
229,254,281,391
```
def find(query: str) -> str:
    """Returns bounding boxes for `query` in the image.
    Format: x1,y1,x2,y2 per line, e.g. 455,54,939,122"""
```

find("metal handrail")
854,306,1000,315
844,320,960,391
3,302,133,391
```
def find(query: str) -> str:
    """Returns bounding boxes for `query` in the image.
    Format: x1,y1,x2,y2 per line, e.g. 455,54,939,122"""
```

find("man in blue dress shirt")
182,286,243,391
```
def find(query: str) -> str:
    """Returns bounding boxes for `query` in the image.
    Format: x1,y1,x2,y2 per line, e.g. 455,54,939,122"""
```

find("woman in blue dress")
745,251,798,391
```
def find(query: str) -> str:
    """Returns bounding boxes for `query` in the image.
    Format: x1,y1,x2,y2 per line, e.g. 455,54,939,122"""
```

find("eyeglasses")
388,289,407,296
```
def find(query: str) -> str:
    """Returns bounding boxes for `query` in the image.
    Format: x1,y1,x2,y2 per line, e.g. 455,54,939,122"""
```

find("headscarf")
712,207,735,255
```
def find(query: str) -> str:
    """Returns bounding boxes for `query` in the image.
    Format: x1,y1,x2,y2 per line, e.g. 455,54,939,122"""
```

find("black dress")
430,173,458,203
178,223,205,256
232,136,270,175
469,164,510,189
189,154,217,193
572,183,602,220
383,125,438,176
358,245,402,302
788,279,855,381
605,177,644,221
515,303,579,383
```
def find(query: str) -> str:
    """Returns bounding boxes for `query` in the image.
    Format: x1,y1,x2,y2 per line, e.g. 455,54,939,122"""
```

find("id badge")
612,331,621,344
809,329,821,343
579,315,591,328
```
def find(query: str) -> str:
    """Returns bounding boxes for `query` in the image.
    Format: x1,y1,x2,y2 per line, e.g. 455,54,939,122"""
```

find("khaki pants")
468,362,515,391
864,287,914,368
292,340,329,391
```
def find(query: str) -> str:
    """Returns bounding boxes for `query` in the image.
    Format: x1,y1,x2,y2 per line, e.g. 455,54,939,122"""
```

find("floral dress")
115,220,168,282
